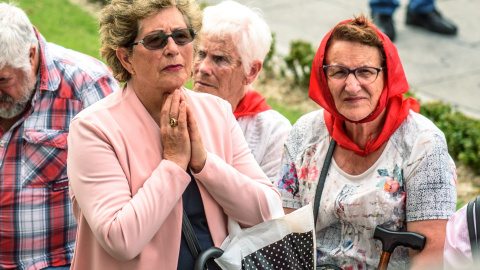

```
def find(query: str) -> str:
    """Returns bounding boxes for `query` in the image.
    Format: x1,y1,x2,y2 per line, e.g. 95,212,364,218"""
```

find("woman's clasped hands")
161,89,206,173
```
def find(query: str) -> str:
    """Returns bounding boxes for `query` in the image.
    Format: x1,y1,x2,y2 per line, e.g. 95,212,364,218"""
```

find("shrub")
420,101,480,174
284,40,315,90
262,33,276,76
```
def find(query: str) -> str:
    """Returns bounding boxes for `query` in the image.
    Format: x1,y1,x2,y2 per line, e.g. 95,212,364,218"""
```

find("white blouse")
278,109,457,269
237,109,292,183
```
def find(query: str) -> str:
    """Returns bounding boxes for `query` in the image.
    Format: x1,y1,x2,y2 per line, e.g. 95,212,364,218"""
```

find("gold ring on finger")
170,118,178,127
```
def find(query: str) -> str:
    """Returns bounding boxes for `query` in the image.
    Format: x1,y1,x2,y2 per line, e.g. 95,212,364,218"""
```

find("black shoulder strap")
467,195,480,263
182,209,202,260
313,139,336,228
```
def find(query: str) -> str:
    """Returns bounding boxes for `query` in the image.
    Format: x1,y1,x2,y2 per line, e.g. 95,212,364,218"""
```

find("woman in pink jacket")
66,0,282,269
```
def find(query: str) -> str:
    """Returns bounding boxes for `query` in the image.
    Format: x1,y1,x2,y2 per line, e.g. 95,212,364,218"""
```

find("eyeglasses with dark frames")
323,65,383,84
130,28,196,50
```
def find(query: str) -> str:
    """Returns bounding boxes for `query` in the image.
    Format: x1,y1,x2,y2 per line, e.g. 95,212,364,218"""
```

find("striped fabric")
0,28,118,270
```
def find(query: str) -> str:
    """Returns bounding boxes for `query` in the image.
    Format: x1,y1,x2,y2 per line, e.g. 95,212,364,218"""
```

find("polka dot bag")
195,204,316,270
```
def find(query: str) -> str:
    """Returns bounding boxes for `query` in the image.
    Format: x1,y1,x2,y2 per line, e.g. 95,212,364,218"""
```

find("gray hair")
202,0,272,75
0,2,38,71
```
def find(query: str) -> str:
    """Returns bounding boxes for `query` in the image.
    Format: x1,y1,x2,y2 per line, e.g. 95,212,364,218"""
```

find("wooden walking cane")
374,226,426,270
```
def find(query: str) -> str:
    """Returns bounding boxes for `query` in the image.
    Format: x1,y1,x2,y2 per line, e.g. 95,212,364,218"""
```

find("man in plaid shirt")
0,3,119,269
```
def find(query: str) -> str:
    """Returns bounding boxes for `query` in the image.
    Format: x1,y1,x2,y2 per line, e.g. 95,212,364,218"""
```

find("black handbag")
195,204,316,270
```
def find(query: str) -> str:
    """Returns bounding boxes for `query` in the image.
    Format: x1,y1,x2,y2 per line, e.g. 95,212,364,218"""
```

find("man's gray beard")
0,96,31,118
0,73,36,119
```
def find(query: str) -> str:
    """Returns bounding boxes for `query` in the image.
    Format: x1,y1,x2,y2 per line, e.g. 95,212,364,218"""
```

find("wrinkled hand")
186,103,206,173
160,89,190,171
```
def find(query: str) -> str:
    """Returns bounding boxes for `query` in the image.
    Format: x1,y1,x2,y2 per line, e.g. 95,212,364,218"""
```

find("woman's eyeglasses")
130,28,196,50
323,65,383,84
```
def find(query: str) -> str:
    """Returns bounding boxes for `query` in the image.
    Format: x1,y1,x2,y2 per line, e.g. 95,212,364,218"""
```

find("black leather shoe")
371,12,396,41
406,9,458,35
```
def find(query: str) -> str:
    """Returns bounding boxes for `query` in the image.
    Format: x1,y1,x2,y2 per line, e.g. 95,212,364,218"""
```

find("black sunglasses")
130,28,196,50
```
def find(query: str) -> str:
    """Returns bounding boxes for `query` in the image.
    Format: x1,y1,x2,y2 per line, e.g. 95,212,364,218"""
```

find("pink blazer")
67,83,282,269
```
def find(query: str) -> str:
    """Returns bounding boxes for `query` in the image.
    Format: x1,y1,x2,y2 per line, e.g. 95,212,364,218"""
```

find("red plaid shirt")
0,28,118,269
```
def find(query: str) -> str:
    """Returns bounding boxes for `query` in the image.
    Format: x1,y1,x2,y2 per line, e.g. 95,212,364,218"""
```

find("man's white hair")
202,0,272,76
0,2,38,71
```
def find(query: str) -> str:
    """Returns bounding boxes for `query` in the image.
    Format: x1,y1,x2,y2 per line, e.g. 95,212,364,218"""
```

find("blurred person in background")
279,14,456,269
0,2,118,269
67,0,282,269
370,0,458,41
193,0,292,183
444,195,480,269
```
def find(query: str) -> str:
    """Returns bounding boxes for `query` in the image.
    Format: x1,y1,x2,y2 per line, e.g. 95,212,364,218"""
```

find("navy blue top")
177,170,220,270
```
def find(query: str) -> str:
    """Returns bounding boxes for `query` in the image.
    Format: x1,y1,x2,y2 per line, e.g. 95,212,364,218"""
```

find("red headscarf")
309,19,420,157
233,90,272,119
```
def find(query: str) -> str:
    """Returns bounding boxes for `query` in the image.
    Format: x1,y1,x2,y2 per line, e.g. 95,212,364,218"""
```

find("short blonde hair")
99,0,202,82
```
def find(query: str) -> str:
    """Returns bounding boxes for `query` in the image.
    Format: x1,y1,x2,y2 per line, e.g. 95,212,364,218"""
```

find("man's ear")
116,47,134,73
29,46,36,65
245,60,262,84
29,45,39,75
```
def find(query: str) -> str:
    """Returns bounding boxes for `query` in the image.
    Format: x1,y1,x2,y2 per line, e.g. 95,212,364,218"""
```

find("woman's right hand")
160,89,190,171
185,102,206,173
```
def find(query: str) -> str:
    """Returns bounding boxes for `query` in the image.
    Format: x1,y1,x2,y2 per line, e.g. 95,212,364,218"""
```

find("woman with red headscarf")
278,14,456,269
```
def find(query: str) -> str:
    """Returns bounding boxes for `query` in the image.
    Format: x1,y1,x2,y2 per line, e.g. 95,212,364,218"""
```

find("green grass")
184,79,193,90
266,98,304,125
15,0,103,60
457,199,467,210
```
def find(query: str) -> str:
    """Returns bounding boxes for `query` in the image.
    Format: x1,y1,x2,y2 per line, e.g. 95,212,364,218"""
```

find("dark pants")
370,0,435,15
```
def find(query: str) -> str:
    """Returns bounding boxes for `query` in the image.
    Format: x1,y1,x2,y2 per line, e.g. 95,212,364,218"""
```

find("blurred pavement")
207,0,480,117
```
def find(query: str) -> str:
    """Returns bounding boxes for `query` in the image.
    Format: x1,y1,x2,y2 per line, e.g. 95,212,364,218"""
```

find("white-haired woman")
193,0,292,183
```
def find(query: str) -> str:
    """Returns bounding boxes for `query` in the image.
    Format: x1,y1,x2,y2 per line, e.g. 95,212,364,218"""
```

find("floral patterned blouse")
278,109,457,269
